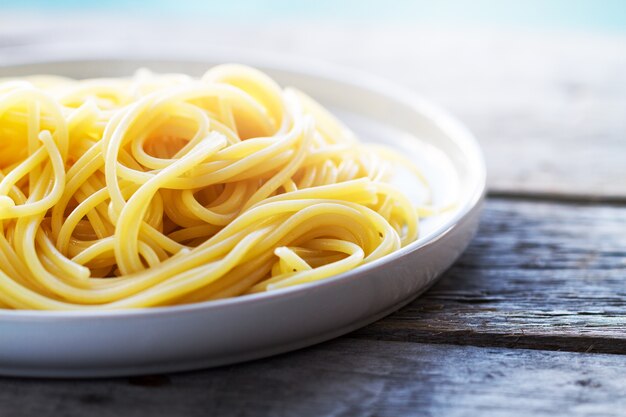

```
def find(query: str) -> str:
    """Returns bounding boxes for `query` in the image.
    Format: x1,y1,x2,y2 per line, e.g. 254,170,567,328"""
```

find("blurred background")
2,0,626,30
1,0,625,198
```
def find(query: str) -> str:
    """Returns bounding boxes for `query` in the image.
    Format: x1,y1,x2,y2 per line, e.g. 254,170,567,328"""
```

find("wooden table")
1,17,625,416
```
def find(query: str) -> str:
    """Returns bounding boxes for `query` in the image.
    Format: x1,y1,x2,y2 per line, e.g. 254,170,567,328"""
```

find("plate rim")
0,51,486,320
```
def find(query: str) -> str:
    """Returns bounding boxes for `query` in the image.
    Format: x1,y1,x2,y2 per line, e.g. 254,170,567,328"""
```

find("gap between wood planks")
488,190,626,206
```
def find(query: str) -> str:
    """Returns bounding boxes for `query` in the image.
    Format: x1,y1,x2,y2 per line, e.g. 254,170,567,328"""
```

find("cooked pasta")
0,64,429,310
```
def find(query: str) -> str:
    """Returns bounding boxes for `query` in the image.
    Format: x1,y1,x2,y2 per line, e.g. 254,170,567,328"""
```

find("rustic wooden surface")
0,15,625,417
2,339,626,417
354,198,626,354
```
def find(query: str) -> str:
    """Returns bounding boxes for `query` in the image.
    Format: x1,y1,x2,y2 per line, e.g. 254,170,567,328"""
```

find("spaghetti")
0,64,428,310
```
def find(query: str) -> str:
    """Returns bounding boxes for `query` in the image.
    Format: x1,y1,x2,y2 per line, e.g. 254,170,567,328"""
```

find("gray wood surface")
354,198,626,354
2,339,626,417
1,18,625,198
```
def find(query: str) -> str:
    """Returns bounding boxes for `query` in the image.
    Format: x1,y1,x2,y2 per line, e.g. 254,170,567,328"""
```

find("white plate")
0,53,486,378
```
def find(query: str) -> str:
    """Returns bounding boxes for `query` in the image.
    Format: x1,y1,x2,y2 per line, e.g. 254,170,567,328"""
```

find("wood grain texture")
1,339,626,417
0,18,625,198
353,197,626,353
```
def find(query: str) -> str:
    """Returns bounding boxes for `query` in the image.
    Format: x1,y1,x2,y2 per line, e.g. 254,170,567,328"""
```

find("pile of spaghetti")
0,65,427,310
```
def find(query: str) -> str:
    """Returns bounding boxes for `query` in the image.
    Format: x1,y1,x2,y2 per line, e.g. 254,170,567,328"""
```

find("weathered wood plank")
353,197,626,353
1,339,625,417
0,19,625,198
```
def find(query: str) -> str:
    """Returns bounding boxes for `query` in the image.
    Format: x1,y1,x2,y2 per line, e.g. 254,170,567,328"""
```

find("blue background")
2,0,626,33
